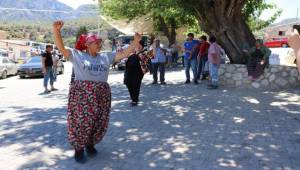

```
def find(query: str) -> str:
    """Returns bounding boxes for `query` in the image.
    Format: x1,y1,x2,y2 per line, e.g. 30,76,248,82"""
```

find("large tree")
100,0,280,63
178,0,281,63
101,0,195,46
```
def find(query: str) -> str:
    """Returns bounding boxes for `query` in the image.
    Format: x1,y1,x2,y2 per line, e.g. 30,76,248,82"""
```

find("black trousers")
152,62,165,83
125,78,142,103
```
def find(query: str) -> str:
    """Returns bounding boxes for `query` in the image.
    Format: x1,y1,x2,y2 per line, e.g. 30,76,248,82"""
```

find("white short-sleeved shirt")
150,46,166,63
69,49,116,82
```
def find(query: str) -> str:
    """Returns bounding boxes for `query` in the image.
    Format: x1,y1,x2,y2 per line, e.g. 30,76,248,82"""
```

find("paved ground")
0,62,300,170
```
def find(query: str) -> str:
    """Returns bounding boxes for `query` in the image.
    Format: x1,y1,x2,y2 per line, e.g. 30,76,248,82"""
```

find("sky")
57,0,98,9
57,0,299,23
260,0,300,23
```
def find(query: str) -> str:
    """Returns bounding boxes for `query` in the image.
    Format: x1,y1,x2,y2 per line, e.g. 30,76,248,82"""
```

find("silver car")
0,57,18,79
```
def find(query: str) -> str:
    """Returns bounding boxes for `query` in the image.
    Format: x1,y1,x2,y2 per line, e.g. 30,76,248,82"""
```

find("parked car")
18,56,64,78
0,49,9,57
117,58,127,70
265,38,289,48
116,35,150,48
0,57,18,79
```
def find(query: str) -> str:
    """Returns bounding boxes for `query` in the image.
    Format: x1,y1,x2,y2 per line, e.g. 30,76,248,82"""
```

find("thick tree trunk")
192,0,256,64
157,15,177,47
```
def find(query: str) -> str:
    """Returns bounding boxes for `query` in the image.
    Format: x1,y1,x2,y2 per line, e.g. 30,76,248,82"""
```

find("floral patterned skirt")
67,80,111,150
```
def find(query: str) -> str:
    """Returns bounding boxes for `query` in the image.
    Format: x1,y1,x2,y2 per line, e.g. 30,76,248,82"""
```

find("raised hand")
52,20,71,59
133,32,142,46
53,21,64,32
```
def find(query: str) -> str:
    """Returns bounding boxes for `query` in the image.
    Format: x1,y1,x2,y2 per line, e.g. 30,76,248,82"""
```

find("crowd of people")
141,33,226,89
49,19,300,164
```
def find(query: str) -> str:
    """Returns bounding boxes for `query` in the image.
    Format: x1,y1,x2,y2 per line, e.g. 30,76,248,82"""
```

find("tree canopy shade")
100,0,281,63
101,0,195,46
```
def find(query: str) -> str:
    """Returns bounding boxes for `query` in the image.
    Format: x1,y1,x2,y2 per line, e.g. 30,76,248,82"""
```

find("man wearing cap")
150,38,167,85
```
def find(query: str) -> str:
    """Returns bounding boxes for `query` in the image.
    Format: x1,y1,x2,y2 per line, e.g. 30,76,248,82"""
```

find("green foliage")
101,0,194,43
102,0,281,36
0,18,111,47
184,20,206,37
75,26,88,40
243,0,282,31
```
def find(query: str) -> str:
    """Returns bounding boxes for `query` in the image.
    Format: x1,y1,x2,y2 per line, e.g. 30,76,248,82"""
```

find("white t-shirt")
69,49,116,82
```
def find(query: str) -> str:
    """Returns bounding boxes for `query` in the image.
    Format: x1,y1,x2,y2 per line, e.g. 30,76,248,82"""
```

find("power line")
0,7,99,14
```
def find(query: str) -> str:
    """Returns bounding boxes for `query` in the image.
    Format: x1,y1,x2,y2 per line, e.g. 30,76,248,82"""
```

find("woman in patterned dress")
53,20,142,163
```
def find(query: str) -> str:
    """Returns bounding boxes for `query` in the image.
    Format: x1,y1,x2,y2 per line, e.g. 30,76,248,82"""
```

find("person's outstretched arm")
114,33,142,63
288,29,300,73
53,21,71,60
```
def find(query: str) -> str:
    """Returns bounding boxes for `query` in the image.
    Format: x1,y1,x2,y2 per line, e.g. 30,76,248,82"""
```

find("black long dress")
247,49,266,79
124,53,144,103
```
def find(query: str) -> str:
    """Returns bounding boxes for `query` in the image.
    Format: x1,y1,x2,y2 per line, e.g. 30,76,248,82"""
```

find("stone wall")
218,64,300,89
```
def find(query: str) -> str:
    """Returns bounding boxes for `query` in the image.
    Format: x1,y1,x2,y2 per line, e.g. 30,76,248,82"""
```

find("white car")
0,57,18,79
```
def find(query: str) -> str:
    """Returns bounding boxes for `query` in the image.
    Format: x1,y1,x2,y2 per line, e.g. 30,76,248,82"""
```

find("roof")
0,40,28,46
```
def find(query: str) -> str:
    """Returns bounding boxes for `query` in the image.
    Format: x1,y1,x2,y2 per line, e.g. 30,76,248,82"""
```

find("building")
0,40,49,63
0,40,32,63
263,18,300,41
0,30,7,39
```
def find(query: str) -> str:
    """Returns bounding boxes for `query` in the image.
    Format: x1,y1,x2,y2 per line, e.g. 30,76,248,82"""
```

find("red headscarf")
75,34,102,51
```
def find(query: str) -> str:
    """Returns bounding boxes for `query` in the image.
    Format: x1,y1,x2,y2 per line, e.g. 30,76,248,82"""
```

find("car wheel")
19,75,25,79
1,71,7,79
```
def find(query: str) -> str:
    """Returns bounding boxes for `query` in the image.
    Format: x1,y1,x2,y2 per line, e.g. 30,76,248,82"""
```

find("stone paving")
0,63,300,170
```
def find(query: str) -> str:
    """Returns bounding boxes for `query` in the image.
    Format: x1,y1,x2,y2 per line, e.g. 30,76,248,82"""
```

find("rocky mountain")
75,4,99,19
0,0,98,22
271,18,300,27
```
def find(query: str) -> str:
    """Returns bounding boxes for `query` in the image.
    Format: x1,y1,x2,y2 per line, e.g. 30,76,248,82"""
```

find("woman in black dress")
124,40,146,106
244,39,271,80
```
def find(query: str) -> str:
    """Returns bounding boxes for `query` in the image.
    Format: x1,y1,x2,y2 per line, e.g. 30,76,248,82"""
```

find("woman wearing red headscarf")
53,21,142,163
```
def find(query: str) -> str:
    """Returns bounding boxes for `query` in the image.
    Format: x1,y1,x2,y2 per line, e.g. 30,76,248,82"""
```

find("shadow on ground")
1,78,300,169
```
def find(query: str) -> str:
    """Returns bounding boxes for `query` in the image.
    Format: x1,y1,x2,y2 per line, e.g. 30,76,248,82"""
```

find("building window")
279,31,286,36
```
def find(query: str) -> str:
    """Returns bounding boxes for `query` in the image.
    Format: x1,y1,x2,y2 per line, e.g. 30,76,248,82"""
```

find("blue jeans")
184,58,197,81
209,63,219,86
44,66,54,87
53,67,57,82
196,57,208,79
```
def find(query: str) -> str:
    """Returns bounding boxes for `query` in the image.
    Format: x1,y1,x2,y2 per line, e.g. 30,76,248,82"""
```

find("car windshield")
0,52,8,57
27,57,41,63
117,35,148,46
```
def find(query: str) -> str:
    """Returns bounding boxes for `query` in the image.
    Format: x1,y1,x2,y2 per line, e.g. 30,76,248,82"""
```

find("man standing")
207,36,221,89
197,35,210,80
151,39,166,85
42,45,57,93
183,33,200,84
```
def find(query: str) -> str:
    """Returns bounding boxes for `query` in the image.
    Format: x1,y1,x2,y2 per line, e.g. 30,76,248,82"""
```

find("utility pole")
297,8,299,23
97,0,101,35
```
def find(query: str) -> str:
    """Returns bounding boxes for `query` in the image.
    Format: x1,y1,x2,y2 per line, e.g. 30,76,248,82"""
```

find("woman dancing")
53,20,142,163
